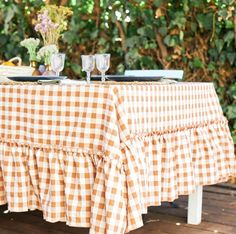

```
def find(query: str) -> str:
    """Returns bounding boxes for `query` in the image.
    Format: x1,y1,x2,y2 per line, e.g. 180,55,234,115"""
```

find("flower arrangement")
37,44,58,65
20,38,40,61
35,5,73,46
20,5,72,73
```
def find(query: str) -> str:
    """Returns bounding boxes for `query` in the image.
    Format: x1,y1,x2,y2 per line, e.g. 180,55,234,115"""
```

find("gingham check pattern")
0,82,235,234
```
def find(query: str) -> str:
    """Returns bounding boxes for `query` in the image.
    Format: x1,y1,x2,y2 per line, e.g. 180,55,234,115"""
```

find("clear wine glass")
51,53,65,76
95,54,110,83
81,55,95,83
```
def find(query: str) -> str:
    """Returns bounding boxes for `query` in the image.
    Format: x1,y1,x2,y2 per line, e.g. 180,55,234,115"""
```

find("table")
0,82,235,234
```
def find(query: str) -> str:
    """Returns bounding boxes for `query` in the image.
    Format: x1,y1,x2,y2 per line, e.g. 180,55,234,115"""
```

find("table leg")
187,185,203,225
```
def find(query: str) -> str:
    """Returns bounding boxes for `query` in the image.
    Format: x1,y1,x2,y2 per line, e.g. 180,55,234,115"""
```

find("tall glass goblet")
51,53,65,76
81,55,95,84
95,54,110,83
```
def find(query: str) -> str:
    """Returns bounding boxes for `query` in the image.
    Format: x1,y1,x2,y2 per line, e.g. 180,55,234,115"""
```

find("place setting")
7,52,67,83
81,53,174,84
38,53,111,85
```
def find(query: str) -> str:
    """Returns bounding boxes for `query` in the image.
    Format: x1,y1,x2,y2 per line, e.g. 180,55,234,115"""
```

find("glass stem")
101,72,106,83
56,71,60,76
86,71,90,84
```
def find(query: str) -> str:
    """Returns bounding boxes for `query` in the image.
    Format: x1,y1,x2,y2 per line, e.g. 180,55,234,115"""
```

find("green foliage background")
0,0,235,143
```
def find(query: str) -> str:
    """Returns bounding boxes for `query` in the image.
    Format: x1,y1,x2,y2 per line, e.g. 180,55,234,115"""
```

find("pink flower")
53,23,59,29
35,24,41,31
34,6,72,45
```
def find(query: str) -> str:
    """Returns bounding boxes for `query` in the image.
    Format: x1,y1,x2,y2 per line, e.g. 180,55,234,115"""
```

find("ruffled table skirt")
0,121,235,233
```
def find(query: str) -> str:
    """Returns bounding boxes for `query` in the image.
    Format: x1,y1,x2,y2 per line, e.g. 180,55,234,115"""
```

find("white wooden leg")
187,185,203,225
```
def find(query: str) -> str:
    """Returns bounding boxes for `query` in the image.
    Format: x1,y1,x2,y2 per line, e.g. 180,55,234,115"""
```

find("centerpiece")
20,4,72,75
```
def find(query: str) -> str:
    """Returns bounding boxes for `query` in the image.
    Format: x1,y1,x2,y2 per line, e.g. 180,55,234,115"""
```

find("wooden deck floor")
0,184,235,234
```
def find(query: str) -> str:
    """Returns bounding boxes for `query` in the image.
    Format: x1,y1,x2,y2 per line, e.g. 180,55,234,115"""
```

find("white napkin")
158,78,177,84
38,79,87,85
0,77,12,83
60,79,87,85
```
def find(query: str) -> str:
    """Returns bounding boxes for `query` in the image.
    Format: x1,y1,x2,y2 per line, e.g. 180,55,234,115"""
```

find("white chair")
125,69,203,225
124,69,184,80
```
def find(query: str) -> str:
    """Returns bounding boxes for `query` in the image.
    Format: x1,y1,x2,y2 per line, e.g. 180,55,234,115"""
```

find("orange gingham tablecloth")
0,82,235,233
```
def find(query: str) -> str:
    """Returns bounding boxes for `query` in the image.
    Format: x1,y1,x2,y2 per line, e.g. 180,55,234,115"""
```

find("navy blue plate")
8,76,67,82
91,75,163,82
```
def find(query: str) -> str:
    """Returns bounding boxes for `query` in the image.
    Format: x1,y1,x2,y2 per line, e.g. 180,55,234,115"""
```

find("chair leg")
187,185,203,225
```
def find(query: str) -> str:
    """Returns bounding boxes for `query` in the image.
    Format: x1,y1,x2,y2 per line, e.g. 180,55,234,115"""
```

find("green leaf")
191,0,204,7
226,52,235,65
222,0,235,6
141,9,154,25
90,29,99,39
212,72,219,80
170,11,186,29
191,22,197,32
125,36,140,48
140,56,155,67
63,32,75,44
164,35,178,47
219,53,226,64
0,35,7,46
137,26,154,38
218,9,228,19
97,37,106,45
225,20,234,29
227,83,236,99
223,31,234,46
232,134,236,144
196,13,213,30
207,62,215,71
192,58,204,68
116,63,125,74
125,48,141,68
226,105,236,119
144,42,157,49
71,63,81,74
183,0,189,13
215,39,224,53
154,0,164,7
234,121,236,130
158,26,167,36
4,5,15,33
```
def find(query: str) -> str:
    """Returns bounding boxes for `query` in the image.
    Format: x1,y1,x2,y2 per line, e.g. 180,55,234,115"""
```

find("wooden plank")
152,201,236,227
176,196,236,215
204,185,236,195
149,189,236,229
131,221,214,234
0,206,89,234
133,212,236,234
0,228,20,234
140,209,236,234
